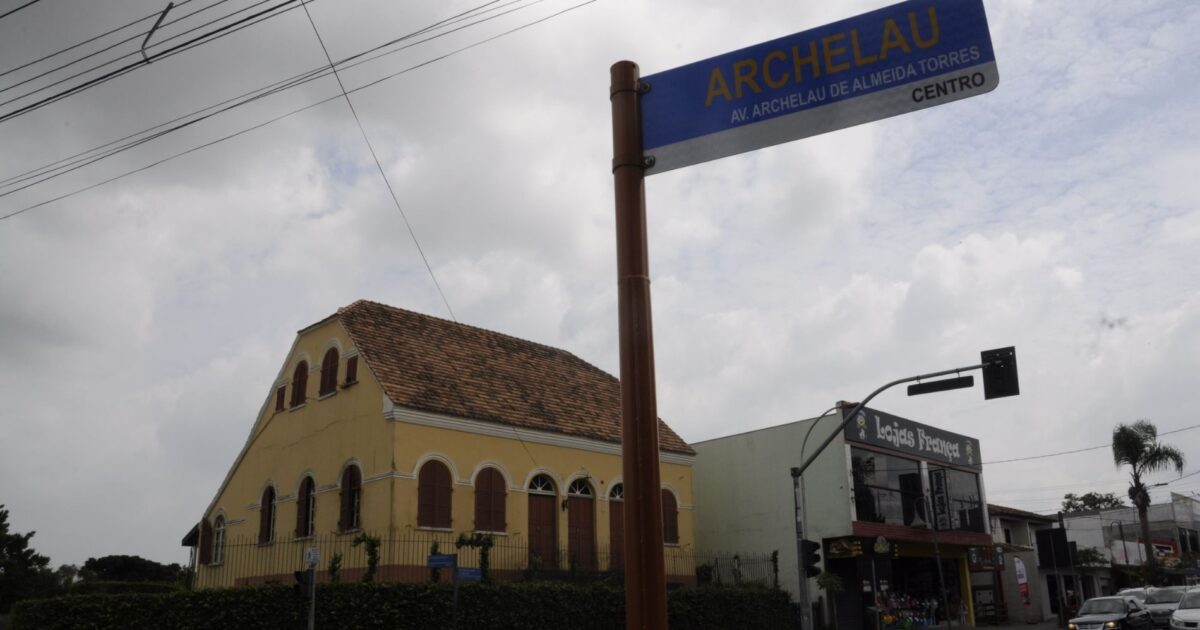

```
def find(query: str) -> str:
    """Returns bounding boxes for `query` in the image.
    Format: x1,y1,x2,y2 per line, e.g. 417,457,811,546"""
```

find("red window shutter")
489,470,506,531
345,356,358,383
339,468,353,531
275,387,285,411
473,468,504,532
418,479,434,527
296,479,308,537
474,470,490,531
259,487,274,544
320,349,338,396
350,467,361,529
661,490,679,544
291,362,308,407
419,461,452,528
199,519,213,565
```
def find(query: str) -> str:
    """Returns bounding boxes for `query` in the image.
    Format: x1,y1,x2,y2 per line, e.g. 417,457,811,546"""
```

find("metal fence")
193,530,778,590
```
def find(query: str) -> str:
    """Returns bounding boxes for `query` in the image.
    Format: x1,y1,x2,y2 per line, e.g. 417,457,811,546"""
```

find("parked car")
1121,589,1155,603
1171,592,1200,630
1068,596,1153,630
1145,589,1188,629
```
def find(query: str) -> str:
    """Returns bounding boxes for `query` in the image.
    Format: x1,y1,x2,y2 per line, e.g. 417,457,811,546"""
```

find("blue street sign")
641,0,998,175
456,567,482,582
427,553,456,569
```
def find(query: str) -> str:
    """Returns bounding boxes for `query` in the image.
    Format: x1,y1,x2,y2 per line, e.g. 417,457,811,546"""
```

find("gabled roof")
334,300,694,455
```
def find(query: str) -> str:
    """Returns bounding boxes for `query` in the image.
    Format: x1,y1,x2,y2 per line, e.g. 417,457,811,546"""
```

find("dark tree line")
0,504,187,614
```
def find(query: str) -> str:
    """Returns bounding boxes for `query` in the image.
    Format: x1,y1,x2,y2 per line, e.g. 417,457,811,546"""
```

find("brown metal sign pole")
610,59,668,630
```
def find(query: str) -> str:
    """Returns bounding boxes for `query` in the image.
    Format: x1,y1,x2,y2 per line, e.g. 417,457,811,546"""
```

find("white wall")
692,413,854,598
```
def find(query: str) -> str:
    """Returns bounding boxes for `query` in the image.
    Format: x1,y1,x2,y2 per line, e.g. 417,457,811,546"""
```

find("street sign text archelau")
641,0,998,174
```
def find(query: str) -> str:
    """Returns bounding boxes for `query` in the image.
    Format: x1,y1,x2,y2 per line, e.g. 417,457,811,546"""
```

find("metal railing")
193,530,778,590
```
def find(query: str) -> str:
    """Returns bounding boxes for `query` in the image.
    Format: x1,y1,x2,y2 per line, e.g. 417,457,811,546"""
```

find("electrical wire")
0,0,228,95
982,423,1200,465
0,0,198,80
298,0,456,323
0,0,301,123
0,0,534,195
0,0,43,21
0,0,598,221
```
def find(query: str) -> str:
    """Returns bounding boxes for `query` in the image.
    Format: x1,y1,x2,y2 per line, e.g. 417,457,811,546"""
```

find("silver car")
1145,589,1187,629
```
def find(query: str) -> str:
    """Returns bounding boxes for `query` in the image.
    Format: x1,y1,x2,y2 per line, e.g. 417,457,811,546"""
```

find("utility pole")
610,60,668,630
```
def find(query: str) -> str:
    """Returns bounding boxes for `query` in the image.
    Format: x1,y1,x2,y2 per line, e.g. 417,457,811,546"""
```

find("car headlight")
1106,622,1118,628
1068,625,1077,630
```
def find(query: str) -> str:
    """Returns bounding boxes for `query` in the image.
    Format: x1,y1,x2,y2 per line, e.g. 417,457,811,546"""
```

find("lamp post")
788,349,1019,630
1111,521,1130,566
792,407,839,630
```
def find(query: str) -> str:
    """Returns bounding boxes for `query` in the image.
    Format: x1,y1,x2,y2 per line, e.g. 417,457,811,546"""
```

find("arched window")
296,476,316,538
418,460,453,528
259,486,276,544
290,361,308,407
474,467,506,532
528,474,555,494
213,515,226,565
339,465,362,531
661,489,679,545
319,348,339,396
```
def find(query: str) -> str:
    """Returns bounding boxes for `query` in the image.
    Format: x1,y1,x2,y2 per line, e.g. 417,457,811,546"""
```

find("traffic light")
800,539,822,578
981,347,1020,399
294,569,313,597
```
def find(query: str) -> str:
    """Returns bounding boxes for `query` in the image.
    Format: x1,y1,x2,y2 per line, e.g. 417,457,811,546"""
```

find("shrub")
12,580,793,629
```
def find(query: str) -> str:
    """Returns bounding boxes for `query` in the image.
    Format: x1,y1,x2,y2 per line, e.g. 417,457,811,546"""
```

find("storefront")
692,405,995,630
824,409,991,630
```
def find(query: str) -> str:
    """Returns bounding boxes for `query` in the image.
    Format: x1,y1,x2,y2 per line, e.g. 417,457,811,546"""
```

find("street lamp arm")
791,362,986,480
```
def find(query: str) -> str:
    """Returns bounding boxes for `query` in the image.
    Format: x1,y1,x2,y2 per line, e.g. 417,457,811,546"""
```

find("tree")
1062,492,1126,513
79,554,185,583
0,504,54,613
1071,546,1110,569
1112,420,1185,569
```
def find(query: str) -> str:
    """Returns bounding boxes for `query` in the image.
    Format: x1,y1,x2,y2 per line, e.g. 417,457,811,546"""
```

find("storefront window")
930,466,984,532
851,448,925,526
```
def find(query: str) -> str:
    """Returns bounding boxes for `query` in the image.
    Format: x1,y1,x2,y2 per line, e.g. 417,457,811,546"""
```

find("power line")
298,0,457,323
0,0,598,221
0,0,221,91
0,0,197,80
0,0,537,198
0,0,43,21
983,422,1200,465
0,0,301,124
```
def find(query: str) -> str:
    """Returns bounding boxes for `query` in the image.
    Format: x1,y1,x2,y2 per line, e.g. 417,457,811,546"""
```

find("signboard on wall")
1014,556,1030,604
844,407,982,470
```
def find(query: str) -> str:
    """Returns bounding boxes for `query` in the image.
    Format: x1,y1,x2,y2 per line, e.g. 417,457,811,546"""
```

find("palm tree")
1112,420,1185,569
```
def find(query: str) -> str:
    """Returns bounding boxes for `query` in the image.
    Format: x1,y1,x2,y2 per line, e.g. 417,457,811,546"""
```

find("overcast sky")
1,0,1198,568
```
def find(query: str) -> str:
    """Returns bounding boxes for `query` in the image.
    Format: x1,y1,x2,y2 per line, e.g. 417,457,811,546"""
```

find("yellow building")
184,300,696,588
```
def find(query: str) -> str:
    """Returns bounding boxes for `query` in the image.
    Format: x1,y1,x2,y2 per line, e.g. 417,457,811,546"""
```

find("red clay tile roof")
335,300,694,455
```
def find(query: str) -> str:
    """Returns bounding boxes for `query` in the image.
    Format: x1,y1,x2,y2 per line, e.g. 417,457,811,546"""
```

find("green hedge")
11,581,792,630
68,581,180,596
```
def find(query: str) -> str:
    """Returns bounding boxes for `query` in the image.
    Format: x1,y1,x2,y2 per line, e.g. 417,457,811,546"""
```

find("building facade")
184,300,696,587
980,504,1055,624
693,406,991,630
